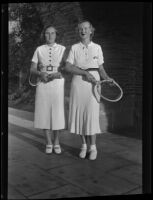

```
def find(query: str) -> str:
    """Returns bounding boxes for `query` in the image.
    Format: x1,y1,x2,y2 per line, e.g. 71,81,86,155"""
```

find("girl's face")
78,22,92,40
45,27,56,44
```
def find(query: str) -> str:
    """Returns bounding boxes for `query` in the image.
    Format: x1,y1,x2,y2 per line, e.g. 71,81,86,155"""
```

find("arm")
30,62,41,76
65,45,97,83
99,64,113,81
97,45,113,81
65,62,87,76
65,62,97,84
30,62,48,82
64,45,87,76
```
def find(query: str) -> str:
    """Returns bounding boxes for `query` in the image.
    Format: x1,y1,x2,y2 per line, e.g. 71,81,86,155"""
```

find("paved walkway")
8,107,142,199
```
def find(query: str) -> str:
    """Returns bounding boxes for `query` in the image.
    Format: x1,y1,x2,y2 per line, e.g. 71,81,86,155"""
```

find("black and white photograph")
2,1,152,199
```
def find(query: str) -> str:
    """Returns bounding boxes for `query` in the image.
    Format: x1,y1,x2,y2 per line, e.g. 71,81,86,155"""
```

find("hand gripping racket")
94,79,123,102
29,72,41,86
29,71,63,87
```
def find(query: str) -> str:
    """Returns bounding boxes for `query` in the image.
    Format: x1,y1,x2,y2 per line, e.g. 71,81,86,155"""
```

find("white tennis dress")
32,43,65,130
66,41,104,135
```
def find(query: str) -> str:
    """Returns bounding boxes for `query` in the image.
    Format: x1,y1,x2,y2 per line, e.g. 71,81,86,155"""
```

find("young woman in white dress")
30,25,65,154
65,21,113,160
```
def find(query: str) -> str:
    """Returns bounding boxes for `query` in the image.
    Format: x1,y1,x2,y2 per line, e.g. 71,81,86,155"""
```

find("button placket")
49,48,52,63
84,47,89,61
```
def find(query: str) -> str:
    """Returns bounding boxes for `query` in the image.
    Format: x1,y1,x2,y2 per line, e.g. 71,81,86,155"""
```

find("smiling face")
78,21,92,40
45,27,56,44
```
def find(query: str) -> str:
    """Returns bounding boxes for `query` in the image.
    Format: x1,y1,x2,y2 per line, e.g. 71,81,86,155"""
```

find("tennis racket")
29,63,45,86
94,79,123,102
29,72,41,86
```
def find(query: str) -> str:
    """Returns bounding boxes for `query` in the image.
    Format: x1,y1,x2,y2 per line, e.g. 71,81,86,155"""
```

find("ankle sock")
46,144,52,147
90,144,97,151
81,144,87,149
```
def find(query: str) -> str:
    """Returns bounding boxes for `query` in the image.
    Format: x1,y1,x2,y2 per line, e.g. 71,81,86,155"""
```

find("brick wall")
80,2,143,138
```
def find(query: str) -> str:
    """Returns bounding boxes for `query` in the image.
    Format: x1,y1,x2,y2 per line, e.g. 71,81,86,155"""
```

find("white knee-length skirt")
68,71,101,135
34,78,65,130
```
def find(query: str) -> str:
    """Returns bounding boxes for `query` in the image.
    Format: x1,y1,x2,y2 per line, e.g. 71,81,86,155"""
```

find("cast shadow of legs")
10,124,80,158
10,124,45,153
61,143,79,158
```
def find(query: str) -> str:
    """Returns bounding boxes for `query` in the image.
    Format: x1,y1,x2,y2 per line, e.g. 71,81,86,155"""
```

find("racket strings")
96,81,123,101
29,73,41,86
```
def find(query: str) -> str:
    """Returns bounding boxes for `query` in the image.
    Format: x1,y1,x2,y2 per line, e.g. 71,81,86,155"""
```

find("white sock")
46,144,52,147
54,144,60,147
90,144,97,151
81,144,87,149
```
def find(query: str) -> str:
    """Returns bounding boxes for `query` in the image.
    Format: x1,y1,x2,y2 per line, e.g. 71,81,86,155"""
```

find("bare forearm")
30,62,41,76
65,62,87,76
99,64,109,79
30,68,41,76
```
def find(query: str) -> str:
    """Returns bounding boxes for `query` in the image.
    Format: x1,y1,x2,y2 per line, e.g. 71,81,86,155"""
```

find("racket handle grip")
38,71,41,76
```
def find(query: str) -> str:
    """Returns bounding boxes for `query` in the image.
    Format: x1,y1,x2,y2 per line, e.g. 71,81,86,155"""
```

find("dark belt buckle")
47,65,53,71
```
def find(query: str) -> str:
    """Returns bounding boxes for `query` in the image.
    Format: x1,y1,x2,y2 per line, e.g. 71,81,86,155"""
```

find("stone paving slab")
60,132,142,166
7,184,27,200
8,134,30,166
9,114,34,129
105,135,142,148
48,161,139,195
125,186,142,195
8,133,80,171
48,155,132,181
109,164,142,185
60,132,142,160
48,168,112,196
89,154,132,172
8,163,67,197
28,184,92,199
9,107,34,121
8,108,143,198
96,140,131,154
74,173,139,195
113,149,142,165
10,123,136,170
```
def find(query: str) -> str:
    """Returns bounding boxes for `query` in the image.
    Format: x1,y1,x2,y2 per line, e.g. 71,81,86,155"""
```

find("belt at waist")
85,68,99,72
39,65,58,72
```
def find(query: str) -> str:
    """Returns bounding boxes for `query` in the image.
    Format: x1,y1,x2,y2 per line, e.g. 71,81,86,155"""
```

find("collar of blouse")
79,41,93,49
45,43,57,48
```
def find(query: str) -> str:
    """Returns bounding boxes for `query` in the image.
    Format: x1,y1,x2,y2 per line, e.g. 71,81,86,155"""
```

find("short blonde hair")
77,20,95,39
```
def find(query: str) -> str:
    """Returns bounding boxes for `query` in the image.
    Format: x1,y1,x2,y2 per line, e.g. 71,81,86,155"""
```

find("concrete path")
8,107,142,199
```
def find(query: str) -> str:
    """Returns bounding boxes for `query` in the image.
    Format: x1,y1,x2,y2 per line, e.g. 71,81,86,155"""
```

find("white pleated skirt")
34,78,65,130
68,71,101,135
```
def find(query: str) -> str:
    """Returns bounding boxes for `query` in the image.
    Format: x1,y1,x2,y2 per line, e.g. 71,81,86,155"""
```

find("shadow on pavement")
9,124,80,158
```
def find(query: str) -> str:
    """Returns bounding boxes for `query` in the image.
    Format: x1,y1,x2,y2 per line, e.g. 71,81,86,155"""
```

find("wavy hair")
76,20,95,40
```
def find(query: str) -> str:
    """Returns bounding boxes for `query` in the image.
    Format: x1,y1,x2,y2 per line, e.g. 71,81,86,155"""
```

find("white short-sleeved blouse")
66,41,104,69
32,43,65,73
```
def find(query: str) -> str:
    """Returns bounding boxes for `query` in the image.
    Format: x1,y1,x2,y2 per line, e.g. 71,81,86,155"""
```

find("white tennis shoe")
45,144,53,154
53,145,62,154
89,149,97,160
79,148,87,159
